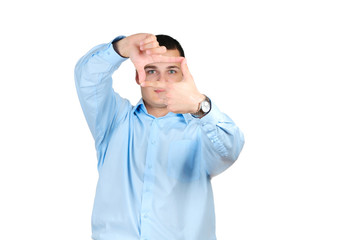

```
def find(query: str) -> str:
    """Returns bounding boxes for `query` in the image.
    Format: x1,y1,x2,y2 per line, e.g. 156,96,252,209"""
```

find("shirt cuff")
199,103,229,157
99,35,128,66
199,103,224,127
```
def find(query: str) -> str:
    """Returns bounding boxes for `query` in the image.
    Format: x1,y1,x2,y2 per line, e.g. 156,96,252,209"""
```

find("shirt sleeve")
74,36,132,149
198,101,245,178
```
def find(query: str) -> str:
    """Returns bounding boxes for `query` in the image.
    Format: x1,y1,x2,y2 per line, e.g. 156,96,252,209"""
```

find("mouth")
154,89,165,93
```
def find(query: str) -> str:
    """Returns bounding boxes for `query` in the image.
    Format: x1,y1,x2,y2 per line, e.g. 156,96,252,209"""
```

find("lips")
154,89,165,93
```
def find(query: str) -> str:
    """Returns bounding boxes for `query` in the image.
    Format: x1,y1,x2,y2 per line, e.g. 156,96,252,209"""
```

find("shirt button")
151,140,156,144
143,213,148,219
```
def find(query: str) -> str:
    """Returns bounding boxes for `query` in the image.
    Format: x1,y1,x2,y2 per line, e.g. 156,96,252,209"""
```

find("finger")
151,55,184,64
141,41,159,51
140,34,157,47
181,58,192,80
140,80,167,89
145,46,167,55
137,68,146,84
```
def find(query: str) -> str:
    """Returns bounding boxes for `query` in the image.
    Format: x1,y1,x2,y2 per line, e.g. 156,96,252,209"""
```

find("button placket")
140,119,159,239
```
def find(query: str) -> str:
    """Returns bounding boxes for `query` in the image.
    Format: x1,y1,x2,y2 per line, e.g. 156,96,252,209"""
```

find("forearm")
112,36,131,58
75,37,127,88
199,102,245,177
74,37,130,146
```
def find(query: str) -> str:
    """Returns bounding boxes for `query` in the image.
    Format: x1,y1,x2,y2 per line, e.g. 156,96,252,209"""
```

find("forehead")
144,49,181,69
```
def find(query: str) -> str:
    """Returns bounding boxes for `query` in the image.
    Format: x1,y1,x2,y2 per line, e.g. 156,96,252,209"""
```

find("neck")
144,102,169,118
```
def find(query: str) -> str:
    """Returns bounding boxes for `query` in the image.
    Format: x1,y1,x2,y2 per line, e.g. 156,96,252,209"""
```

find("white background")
0,0,360,239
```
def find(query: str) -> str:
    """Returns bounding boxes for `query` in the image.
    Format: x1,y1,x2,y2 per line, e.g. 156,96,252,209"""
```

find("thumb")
137,67,146,84
181,58,192,81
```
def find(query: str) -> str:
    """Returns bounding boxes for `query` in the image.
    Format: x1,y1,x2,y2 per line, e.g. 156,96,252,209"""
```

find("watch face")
201,100,211,113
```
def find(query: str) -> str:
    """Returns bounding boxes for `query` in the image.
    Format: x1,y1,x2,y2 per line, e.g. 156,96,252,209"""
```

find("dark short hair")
156,34,185,57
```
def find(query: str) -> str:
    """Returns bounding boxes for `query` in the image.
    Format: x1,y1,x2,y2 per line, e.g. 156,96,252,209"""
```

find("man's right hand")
113,33,183,83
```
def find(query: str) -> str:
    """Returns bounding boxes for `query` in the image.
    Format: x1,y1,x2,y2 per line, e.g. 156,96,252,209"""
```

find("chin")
143,98,166,109
153,102,167,108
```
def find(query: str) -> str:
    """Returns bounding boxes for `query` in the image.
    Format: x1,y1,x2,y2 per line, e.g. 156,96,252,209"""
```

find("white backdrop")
0,0,360,239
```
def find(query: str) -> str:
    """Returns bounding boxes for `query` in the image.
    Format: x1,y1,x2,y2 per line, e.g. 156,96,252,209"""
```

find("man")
75,33,245,240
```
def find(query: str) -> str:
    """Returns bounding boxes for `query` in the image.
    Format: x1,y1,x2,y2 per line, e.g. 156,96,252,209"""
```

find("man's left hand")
141,58,205,114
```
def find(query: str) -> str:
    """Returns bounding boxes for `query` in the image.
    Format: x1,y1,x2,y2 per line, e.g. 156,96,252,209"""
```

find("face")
137,49,182,110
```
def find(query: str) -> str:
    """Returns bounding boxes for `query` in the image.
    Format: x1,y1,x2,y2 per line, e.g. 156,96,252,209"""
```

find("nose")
157,73,167,82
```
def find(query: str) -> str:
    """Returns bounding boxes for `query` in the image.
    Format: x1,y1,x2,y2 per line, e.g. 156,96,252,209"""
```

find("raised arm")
74,36,131,149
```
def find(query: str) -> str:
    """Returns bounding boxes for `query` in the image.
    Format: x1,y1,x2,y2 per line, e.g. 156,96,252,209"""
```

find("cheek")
145,73,159,81
168,73,183,82
141,87,150,98
141,87,157,100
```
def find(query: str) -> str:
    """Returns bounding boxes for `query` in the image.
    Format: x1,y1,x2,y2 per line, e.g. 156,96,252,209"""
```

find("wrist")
192,94,205,113
113,37,129,58
191,94,211,118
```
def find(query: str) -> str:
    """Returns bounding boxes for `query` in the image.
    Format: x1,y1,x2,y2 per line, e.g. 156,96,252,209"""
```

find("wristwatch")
191,95,211,118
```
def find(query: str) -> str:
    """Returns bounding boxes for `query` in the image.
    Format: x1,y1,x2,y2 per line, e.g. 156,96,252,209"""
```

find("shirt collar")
132,98,193,124
132,99,147,115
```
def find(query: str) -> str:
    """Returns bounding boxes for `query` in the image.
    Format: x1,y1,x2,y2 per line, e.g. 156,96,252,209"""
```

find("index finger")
137,67,146,84
140,80,167,89
151,55,184,64
180,58,192,79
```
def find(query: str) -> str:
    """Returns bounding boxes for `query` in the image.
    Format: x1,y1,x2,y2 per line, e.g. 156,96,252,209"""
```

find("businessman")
75,33,244,240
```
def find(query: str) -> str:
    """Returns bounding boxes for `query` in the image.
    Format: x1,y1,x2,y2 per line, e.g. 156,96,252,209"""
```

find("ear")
135,70,140,85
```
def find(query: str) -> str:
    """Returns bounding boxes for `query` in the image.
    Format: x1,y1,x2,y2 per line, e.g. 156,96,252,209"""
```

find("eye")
147,70,156,74
168,70,177,74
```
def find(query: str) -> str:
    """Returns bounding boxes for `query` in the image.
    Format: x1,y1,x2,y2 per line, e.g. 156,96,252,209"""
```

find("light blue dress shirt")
74,36,245,240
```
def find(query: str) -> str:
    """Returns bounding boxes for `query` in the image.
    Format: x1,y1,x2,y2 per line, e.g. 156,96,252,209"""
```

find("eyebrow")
144,65,157,70
144,65,180,70
166,66,180,70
